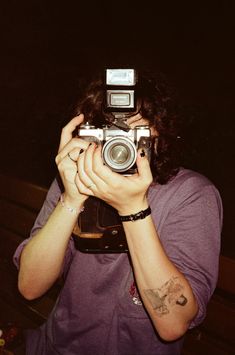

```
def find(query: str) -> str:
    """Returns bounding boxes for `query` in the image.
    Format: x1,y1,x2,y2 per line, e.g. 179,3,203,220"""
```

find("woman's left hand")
75,143,153,215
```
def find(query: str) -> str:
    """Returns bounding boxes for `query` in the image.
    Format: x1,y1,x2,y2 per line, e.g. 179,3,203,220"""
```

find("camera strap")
72,196,128,253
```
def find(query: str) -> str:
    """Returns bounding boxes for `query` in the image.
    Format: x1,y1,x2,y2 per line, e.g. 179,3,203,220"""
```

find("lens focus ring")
102,137,137,172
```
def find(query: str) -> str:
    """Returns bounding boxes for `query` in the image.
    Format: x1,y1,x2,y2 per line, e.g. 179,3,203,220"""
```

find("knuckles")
145,175,153,187
71,137,90,149
55,154,61,166
56,158,68,172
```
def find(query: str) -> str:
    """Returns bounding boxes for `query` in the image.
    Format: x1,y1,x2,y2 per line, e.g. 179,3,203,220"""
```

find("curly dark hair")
72,69,183,184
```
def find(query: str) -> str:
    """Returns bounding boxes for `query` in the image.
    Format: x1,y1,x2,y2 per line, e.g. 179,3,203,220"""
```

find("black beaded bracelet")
119,206,151,222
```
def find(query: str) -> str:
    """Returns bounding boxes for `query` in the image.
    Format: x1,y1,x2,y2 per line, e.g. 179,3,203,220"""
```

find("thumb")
58,114,84,152
136,149,153,185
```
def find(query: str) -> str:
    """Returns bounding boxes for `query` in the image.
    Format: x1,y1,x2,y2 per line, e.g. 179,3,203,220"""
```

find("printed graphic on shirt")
129,281,143,306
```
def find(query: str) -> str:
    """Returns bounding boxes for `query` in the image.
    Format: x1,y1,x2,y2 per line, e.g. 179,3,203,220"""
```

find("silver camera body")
78,123,151,174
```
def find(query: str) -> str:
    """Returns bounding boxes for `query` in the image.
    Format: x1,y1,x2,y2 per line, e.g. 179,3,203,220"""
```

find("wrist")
117,197,149,216
119,206,151,222
60,194,85,214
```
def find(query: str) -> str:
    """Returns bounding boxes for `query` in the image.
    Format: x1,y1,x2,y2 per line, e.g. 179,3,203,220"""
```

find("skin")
18,113,198,341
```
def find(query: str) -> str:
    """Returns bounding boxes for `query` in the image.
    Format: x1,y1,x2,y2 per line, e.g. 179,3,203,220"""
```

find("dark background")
0,1,234,256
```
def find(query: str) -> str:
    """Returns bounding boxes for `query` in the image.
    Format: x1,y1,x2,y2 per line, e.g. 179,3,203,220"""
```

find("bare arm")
18,198,84,300
18,115,90,299
121,207,198,341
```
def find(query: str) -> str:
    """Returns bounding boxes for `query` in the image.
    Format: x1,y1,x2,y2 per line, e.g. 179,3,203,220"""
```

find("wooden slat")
0,226,23,258
182,329,234,355
201,294,235,344
217,255,235,295
0,173,47,211
0,199,38,237
0,297,39,329
0,258,60,324
0,270,47,327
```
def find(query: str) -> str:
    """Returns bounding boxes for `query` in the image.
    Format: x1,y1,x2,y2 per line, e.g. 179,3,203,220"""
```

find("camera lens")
102,137,137,172
110,145,129,164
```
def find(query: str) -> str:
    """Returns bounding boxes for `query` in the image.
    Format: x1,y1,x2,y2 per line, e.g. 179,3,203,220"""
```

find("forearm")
18,198,83,300
122,213,198,341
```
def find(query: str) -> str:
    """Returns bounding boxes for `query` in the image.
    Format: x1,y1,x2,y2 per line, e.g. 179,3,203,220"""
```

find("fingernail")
79,149,84,154
140,149,145,157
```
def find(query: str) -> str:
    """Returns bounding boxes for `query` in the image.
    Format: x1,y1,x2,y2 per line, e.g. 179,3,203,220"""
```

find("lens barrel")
102,137,137,172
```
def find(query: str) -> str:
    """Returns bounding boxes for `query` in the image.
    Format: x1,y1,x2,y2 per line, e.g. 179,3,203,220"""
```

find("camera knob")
80,122,95,129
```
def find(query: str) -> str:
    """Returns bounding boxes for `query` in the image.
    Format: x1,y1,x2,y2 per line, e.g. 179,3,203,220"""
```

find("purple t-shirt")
13,168,223,355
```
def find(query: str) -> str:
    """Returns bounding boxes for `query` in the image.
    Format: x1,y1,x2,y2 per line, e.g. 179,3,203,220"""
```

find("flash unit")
106,69,136,86
105,69,137,112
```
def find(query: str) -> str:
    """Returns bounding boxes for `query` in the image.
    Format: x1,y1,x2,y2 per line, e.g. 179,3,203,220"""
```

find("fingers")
77,144,108,191
75,173,95,196
136,149,153,186
76,143,122,200
58,114,84,153
56,138,89,164
92,145,118,183
75,143,152,208
56,143,87,193
126,114,149,129
126,113,142,125
76,144,96,190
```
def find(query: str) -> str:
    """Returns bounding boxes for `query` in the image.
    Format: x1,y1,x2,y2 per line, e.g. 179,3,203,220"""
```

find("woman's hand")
55,114,90,207
76,142,153,215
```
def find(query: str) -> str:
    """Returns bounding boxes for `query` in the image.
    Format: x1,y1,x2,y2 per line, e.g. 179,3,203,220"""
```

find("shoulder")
170,169,222,218
149,168,223,219
150,167,220,197
170,168,216,190
171,168,222,204
171,168,220,199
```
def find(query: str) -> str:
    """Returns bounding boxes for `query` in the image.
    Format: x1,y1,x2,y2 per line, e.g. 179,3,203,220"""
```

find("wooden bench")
0,173,234,354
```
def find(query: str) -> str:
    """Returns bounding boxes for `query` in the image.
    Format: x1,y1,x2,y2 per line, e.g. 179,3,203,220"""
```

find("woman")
14,68,222,354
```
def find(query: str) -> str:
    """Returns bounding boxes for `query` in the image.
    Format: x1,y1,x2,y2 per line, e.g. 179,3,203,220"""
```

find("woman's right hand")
55,114,90,208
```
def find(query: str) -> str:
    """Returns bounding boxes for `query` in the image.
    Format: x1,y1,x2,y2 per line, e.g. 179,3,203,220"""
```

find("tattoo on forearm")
144,277,188,317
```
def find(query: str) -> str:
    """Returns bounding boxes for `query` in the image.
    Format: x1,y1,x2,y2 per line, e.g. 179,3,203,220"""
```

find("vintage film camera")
78,69,151,174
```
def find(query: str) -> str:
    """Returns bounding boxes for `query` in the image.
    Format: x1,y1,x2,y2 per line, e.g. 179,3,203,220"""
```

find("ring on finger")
68,152,77,163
